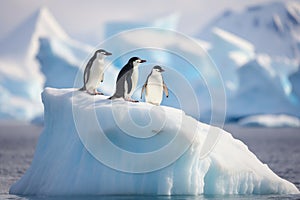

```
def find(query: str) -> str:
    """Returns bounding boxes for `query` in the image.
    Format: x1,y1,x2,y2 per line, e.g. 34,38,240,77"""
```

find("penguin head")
95,49,112,59
128,57,147,68
152,65,165,73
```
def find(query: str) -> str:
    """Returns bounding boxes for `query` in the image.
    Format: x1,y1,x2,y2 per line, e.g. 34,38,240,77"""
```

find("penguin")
140,65,168,106
109,57,146,102
80,49,112,95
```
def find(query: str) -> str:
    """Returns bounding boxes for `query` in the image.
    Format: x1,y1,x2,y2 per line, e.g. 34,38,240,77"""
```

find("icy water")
0,121,299,200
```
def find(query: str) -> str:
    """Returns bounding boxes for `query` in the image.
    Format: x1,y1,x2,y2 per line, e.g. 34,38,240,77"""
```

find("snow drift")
10,88,299,196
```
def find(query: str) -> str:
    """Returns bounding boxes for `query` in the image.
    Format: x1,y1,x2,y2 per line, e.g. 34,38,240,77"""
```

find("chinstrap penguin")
80,49,112,95
140,65,168,106
109,57,146,102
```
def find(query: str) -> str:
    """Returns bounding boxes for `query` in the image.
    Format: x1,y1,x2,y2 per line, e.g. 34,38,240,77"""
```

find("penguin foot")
125,98,139,103
95,92,104,95
87,90,103,95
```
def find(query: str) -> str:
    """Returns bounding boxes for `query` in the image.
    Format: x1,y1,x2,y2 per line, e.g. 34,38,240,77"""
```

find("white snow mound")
10,88,299,196
238,114,300,128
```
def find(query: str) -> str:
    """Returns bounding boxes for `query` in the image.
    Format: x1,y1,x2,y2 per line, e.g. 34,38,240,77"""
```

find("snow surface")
9,88,299,196
238,114,300,128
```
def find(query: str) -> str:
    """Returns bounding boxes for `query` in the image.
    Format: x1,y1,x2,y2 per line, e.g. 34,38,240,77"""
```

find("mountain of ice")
238,114,300,127
290,68,300,99
0,5,299,123
207,27,255,94
0,7,108,120
198,1,300,60
203,27,300,120
226,57,300,119
9,88,299,196
0,7,65,120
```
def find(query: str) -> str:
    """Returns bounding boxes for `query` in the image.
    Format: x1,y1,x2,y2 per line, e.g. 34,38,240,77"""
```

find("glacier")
9,88,299,196
198,1,300,60
204,27,300,121
226,57,300,119
0,7,74,120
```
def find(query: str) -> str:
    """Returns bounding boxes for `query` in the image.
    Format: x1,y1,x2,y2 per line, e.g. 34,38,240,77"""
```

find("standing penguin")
140,66,169,106
109,57,146,102
80,49,112,95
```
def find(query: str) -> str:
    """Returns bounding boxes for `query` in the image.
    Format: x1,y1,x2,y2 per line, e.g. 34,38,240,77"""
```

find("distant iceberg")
238,114,300,128
198,1,300,59
0,7,87,120
10,88,299,196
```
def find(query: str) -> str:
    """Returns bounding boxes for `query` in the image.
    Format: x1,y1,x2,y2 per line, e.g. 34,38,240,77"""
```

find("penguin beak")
159,68,165,72
140,59,147,63
105,52,112,56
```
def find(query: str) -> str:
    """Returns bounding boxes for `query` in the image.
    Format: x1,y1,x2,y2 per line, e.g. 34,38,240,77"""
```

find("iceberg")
0,7,86,120
10,88,299,196
227,58,300,119
238,114,300,128
290,68,300,100
207,27,255,94
198,1,300,60
201,27,300,121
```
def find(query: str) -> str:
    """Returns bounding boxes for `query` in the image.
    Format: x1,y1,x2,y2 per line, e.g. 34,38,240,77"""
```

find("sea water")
0,122,299,200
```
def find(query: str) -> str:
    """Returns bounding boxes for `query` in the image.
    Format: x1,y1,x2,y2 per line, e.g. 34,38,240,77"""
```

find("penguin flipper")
83,60,93,85
163,82,169,98
140,83,147,99
100,72,104,82
125,73,132,94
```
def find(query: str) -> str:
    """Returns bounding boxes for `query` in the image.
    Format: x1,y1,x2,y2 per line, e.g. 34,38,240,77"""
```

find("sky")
0,0,288,45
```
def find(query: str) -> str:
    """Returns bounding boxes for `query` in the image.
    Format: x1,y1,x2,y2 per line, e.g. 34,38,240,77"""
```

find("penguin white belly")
86,61,104,91
145,75,163,105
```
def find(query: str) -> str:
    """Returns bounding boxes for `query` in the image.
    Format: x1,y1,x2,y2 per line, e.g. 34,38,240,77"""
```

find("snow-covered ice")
238,114,300,128
9,88,299,196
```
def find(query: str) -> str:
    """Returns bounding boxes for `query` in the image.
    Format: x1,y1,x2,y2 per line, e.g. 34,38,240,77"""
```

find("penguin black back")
116,57,137,81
